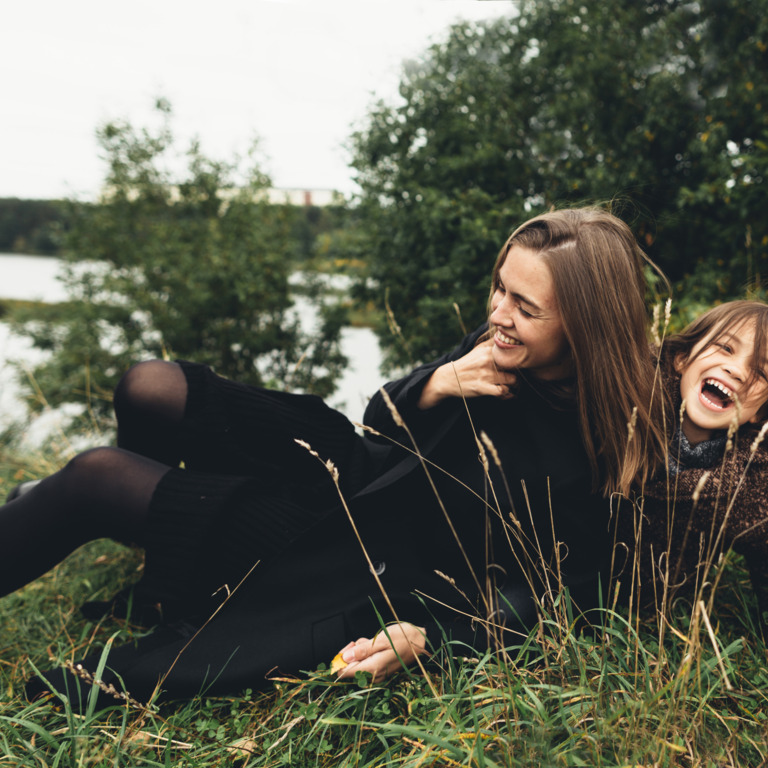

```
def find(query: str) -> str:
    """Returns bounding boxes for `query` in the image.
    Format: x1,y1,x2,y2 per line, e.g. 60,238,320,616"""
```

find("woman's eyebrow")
511,291,543,311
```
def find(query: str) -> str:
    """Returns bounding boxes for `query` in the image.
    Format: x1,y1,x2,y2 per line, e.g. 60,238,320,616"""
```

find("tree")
350,0,768,368
14,101,346,424
0,198,68,254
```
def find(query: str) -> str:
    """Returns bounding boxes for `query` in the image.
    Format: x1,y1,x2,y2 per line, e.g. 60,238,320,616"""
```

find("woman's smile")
494,329,522,346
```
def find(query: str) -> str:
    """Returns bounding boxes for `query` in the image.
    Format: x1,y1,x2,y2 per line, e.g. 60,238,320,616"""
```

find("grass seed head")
750,421,768,455
691,471,711,504
480,431,502,468
652,303,662,346
476,437,489,472
380,387,405,428
626,406,638,443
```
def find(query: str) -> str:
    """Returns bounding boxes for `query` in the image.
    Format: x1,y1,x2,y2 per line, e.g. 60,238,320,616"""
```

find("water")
0,253,69,302
0,253,384,441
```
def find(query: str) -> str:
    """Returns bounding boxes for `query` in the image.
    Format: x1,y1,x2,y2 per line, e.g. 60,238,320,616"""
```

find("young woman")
3,207,668,706
617,301,768,620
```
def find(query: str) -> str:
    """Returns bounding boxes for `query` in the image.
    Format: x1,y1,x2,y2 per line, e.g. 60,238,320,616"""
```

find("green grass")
1,445,767,766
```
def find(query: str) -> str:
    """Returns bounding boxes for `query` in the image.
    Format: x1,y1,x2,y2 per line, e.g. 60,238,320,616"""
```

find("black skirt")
139,360,377,611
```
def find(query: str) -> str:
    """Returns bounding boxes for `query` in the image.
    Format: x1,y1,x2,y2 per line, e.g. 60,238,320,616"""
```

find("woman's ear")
673,352,687,374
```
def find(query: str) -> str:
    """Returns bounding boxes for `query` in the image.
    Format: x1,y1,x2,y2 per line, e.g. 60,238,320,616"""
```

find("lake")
0,253,383,442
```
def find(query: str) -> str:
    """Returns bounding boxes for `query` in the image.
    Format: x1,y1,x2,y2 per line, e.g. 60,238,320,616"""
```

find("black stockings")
0,447,169,596
0,360,189,597
114,359,189,465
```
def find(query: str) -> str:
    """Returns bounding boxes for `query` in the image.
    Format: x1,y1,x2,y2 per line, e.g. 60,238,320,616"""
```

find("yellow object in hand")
329,653,348,674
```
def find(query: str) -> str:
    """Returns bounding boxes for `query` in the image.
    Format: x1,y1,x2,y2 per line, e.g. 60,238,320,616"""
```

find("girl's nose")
724,359,747,382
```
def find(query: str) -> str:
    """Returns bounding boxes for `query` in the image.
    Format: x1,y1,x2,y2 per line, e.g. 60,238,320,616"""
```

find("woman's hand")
334,622,427,682
418,339,517,409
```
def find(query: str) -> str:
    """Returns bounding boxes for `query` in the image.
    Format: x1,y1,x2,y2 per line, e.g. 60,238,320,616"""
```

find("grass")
1,440,767,767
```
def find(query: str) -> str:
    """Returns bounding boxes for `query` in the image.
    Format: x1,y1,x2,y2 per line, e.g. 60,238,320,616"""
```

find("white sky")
2,0,514,201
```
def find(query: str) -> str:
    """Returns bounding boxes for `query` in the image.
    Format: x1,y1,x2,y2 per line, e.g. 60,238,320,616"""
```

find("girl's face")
676,322,768,445
489,245,571,380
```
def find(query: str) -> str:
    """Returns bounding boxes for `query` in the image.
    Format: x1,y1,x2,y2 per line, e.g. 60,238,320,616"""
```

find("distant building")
264,188,343,207
100,184,345,207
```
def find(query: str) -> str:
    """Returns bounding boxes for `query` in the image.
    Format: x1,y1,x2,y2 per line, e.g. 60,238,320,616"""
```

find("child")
618,300,768,624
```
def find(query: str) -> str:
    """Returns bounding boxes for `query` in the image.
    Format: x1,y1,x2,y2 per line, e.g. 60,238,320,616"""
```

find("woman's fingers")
336,649,393,681
341,637,373,663
419,341,517,408
334,624,427,681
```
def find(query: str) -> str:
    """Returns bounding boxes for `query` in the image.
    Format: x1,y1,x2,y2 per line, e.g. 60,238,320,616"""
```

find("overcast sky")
2,0,514,201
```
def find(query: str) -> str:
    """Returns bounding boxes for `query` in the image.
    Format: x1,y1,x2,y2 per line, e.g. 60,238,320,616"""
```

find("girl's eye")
517,304,534,318
715,342,733,354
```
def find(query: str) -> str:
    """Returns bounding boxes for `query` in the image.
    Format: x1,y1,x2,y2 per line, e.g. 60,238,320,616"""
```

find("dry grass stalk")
149,558,263,714
62,660,154,712
697,600,734,691
374,387,490,615
294,438,439,698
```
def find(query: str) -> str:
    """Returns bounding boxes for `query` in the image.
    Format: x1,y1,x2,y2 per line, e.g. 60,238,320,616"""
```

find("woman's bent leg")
115,358,368,488
0,447,169,596
113,360,189,466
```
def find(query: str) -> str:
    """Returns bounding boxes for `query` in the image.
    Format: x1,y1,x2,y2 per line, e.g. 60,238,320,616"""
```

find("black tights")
0,360,188,597
114,359,189,464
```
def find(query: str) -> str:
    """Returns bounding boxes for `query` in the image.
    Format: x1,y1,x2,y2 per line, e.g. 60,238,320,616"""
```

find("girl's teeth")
704,378,733,398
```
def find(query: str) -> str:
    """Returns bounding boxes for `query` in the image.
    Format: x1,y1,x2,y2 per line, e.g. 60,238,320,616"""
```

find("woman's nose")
490,298,513,327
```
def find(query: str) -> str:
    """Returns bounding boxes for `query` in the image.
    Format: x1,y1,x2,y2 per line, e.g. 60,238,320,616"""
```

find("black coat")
29,327,613,707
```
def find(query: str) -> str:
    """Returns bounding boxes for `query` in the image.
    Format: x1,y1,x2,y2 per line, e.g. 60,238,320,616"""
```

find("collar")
668,427,727,476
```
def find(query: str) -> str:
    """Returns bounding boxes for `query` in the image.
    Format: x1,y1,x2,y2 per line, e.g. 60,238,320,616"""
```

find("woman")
4,207,667,706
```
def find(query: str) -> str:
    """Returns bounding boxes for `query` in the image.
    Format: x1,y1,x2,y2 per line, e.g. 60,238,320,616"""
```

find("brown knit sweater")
615,369,768,618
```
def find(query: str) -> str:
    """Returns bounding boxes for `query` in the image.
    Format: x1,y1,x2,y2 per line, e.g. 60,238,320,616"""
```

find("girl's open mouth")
700,378,734,411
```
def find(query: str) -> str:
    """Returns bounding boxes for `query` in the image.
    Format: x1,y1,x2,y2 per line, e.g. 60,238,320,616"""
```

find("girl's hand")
418,339,517,409
334,622,427,682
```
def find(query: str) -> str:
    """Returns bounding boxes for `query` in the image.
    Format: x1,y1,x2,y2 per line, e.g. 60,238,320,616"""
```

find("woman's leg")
114,358,367,485
113,359,189,466
0,446,169,596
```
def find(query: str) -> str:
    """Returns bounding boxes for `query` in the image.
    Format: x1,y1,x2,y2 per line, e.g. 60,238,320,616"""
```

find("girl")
618,300,768,621
4,207,668,706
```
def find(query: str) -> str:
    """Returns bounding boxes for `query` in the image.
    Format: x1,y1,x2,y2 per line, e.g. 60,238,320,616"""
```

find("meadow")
0,414,766,767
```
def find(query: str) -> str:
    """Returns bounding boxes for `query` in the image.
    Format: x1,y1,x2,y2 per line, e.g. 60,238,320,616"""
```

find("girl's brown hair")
489,207,668,497
662,300,768,389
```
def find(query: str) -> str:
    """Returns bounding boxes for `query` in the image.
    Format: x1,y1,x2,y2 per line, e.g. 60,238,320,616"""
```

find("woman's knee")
58,447,126,488
49,447,162,536
114,360,187,421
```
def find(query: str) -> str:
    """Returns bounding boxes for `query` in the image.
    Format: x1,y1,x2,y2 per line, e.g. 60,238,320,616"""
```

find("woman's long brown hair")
489,207,668,497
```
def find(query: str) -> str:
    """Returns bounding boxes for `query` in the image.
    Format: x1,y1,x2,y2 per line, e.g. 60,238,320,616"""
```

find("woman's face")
489,245,571,380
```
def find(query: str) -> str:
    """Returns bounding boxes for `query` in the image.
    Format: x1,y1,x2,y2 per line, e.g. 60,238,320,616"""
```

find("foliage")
284,202,353,265
11,101,347,422
0,198,68,254
350,0,768,368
